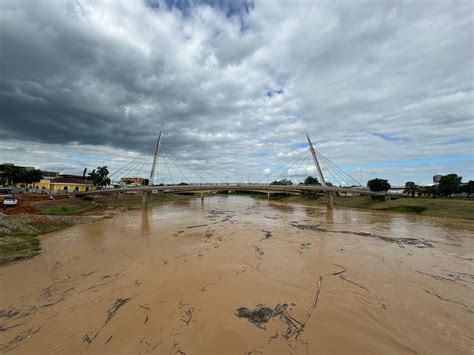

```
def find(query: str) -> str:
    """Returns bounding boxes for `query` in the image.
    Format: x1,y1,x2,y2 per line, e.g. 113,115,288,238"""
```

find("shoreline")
248,193,474,220
0,193,194,265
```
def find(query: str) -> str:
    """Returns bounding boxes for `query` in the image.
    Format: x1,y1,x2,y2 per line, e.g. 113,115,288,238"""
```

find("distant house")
34,176,95,192
40,170,60,179
120,177,145,186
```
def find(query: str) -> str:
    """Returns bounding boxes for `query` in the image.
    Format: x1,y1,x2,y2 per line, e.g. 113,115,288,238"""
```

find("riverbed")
1,195,473,354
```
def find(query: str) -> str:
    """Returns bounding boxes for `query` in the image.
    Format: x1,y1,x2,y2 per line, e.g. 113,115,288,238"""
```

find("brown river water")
1,195,473,354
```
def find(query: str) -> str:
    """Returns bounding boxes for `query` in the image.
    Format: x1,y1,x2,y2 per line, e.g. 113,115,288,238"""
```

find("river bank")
0,194,193,264
251,193,474,220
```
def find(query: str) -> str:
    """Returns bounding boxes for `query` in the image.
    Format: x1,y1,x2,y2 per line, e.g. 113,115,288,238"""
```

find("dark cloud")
0,0,472,184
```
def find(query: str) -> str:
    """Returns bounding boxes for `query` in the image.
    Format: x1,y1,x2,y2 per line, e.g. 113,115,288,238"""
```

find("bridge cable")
289,154,311,182
161,155,174,185
163,152,213,184
313,148,357,183
315,150,362,186
318,153,350,187
272,150,309,183
111,152,151,184
162,152,192,184
165,151,228,184
107,146,155,181
95,147,153,186
320,160,344,186
134,154,154,180
254,148,309,183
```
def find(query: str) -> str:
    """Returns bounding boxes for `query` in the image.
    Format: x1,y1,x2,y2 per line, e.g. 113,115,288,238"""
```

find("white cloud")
0,0,472,185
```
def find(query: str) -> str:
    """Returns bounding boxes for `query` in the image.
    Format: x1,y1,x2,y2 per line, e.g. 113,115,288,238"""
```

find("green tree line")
0,166,43,186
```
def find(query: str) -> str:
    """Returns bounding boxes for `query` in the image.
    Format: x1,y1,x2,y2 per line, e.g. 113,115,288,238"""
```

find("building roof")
51,177,92,184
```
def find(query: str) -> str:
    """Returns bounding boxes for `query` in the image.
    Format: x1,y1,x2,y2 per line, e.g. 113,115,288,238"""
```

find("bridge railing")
82,183,382,197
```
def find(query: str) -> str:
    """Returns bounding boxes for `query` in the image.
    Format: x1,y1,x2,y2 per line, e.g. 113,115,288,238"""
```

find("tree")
417,185,437,198
460,180,474,194
26,169,43,187
437,174,462,197
404,181,417,197
88,166,110,187
3,165,22,185
270,179,293,185
304,176,320,185
367,178,391,192
1,166,42,186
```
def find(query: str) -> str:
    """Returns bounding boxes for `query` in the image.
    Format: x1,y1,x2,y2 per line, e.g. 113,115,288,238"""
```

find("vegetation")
437,174,462,197
41,203,100,216
403,174,472,198
0,165,43,186
303,176,320,185
0,221,72,264
367,178,391,192
270,179,293,185
461,180,474,194
404,181,417,197
88,166,111,187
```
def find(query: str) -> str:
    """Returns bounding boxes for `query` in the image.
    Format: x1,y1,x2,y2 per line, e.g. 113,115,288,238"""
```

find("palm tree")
89,166,110,187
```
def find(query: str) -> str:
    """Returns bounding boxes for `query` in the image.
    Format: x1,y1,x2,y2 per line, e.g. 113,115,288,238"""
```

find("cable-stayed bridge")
77,133,384,208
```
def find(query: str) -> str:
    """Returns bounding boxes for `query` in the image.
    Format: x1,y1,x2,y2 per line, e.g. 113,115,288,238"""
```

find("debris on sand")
261,230,273,240
234,303,305,340
177,302,195,326
298,242,311,254
290,222,433,248
83,297,133,345
254,246,264,256
180,309,194,326
234,303,289,329
235,276,327,341
106,297,132,323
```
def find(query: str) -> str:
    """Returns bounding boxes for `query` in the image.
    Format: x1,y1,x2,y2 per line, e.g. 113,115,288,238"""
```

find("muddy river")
1,195,473,354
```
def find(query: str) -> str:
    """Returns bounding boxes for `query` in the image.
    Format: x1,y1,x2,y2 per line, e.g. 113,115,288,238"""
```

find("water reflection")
141,207,150,235
326,208,334,224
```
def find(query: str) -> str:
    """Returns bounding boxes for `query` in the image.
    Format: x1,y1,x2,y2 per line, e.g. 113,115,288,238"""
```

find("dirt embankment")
0,193,192,264
0,194,117,264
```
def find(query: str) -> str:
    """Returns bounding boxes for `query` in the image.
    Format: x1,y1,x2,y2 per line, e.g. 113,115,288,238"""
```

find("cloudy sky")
0,0,473,186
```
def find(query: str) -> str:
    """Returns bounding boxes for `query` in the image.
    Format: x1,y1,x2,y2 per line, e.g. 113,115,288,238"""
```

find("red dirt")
1,193,58,215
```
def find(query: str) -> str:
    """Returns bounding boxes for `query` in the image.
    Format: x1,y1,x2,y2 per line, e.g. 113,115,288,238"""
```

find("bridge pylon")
143,131,162,206
306,133,333,209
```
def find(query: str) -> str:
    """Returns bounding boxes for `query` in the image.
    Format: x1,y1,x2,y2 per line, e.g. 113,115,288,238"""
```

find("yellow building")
26,177,95,192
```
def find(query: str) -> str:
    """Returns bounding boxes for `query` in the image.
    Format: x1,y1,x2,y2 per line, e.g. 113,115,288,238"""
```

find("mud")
0,195,473,354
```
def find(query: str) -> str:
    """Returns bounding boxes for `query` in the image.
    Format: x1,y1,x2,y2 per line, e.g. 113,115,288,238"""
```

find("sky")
0,0,473,186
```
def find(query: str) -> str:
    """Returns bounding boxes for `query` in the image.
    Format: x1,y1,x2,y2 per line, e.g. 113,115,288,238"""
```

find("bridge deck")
77,184,384,197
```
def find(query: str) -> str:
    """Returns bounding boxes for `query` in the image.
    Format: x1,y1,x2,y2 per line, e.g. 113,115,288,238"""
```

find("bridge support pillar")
200,192,204,202
267,192,270,200
326,192,333,209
